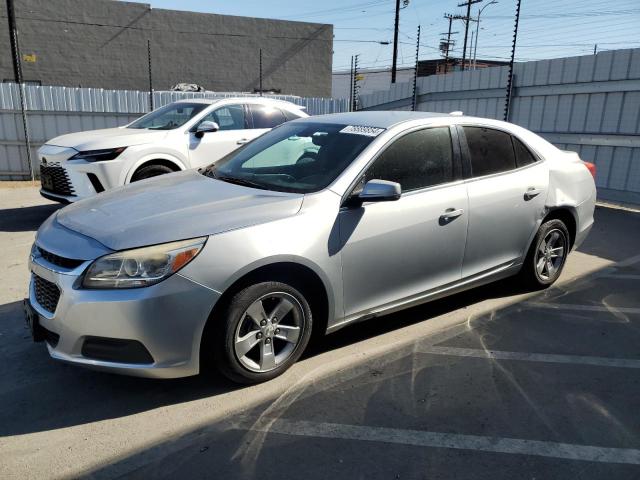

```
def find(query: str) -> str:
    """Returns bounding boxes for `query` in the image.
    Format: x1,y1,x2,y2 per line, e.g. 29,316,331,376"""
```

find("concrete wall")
0,0,332,97
359,48,640,206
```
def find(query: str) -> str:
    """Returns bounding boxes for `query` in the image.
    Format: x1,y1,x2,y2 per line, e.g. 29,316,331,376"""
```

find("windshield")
202,123,378,193
127,102,208,130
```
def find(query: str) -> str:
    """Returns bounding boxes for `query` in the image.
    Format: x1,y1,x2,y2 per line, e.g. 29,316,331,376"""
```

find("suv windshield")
128,102,208,130
203,123,378,193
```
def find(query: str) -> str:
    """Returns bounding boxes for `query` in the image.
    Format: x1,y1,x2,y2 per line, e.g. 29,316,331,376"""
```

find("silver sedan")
25,111,596,383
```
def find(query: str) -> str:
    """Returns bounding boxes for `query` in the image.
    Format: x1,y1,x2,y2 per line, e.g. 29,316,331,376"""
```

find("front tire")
213,282,313,384
519,218,570,289
131,164,175,182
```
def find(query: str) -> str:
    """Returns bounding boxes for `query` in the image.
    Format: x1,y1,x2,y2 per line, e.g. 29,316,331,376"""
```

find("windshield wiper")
215,175,267,190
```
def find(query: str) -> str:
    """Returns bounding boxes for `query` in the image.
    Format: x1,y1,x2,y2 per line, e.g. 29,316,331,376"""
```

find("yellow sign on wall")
23,53,37,63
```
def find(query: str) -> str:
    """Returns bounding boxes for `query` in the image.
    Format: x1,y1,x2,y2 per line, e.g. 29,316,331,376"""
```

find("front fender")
122,152,188,185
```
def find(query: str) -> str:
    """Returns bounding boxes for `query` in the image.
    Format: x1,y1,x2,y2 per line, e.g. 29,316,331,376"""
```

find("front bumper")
38,144,131,203
28,255,220,378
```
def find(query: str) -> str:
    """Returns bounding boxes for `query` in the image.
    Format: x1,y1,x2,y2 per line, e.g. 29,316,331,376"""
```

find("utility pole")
458,0,482,71
6,0,22,84
442,14,462,74
473,1,498,70
593,44,597,55
147,39,154,110
259,49,263,96
5,0,34,181
391,0,401,83
411,25,421,111
504,0,521,121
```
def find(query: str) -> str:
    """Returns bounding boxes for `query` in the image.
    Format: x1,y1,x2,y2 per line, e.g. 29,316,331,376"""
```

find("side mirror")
345,179,401,208
195,121,219,138
360,179,401,202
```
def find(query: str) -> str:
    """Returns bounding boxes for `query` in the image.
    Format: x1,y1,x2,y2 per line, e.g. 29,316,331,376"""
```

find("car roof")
293,110,450,129
173,97,305,110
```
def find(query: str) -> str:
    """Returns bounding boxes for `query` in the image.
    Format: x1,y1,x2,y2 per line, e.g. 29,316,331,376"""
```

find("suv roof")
173,97,306,110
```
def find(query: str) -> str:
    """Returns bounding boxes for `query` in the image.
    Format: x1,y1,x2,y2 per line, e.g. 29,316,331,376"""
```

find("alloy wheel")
233,292,304,372
535,229,567,281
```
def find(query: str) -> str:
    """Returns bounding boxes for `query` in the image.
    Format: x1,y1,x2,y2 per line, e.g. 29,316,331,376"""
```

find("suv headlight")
82,237,206,289
70,147,127,162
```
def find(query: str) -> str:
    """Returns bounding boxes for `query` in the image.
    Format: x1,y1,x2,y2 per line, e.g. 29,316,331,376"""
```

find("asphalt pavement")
1,186,639,479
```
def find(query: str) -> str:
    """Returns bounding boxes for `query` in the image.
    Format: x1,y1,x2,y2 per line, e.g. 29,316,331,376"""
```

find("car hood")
46,127,169,151
55,170,304,251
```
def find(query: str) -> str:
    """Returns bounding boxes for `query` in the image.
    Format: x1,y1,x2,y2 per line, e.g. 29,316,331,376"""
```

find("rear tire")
212,281,313,384
131,164,175,182
519,218,570,289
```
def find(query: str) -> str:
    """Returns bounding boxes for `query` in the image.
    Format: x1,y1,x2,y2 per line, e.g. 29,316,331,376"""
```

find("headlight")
70,147,127,162
82,237,206,289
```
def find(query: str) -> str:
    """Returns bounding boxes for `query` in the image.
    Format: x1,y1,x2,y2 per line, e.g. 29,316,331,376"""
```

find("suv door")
459,126,548,278
339,126,469,317
188,104,250,168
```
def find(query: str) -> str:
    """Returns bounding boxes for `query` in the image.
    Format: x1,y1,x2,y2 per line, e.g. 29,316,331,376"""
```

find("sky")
144,0,640,72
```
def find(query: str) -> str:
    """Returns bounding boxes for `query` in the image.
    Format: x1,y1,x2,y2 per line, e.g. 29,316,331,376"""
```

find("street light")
473,0,498,70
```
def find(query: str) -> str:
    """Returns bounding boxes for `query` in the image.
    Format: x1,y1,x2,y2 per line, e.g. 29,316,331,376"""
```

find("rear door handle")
440,208,464,222
524,187,542,199
236,138,250,145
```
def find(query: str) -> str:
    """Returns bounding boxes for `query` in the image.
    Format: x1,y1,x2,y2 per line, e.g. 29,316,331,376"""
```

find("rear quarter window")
512,136,538,167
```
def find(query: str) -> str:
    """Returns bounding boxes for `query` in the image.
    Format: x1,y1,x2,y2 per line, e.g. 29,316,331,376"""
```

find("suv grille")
38,247,84,269
33,275,61,314
40,165,76,196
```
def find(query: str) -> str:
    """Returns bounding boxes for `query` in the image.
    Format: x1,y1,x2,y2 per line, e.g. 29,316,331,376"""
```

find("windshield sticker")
339,125,385,137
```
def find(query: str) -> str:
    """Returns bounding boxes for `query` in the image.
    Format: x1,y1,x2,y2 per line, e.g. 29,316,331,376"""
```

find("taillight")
583,161,596,179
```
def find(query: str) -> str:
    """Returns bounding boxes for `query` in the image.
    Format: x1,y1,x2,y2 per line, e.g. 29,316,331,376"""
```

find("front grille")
40,165,76,196
33,275,61,314
38,247,84,269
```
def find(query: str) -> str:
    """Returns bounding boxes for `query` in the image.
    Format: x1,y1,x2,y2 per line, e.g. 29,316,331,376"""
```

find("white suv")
37,97,308,203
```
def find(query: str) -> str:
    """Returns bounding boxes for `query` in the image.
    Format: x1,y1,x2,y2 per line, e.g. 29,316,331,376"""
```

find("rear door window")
249,104,288,129
463,126,516,177
365,127,454,192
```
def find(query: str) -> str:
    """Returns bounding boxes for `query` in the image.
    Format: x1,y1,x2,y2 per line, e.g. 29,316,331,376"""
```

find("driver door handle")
440,208,464,221
236,138,250,145
524,187,542,199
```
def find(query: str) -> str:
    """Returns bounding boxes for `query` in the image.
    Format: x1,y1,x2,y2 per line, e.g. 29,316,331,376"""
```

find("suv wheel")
131,164,175,182
520,218,570,289
213,282,313,384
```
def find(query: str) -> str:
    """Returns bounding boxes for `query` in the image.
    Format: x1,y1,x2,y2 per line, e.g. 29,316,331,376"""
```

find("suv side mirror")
195,121,219,138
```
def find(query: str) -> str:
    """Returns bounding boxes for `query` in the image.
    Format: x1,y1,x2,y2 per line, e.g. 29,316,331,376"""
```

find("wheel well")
132,159,182,178
199,262,329,370
543,208,577,248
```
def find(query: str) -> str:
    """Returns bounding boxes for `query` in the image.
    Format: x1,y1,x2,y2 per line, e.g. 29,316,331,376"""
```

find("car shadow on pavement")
0,278,528,438
0,204,62,232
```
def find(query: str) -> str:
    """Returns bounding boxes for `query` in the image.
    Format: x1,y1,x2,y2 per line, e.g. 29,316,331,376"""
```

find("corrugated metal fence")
359,48,640,205
0,85,349,179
